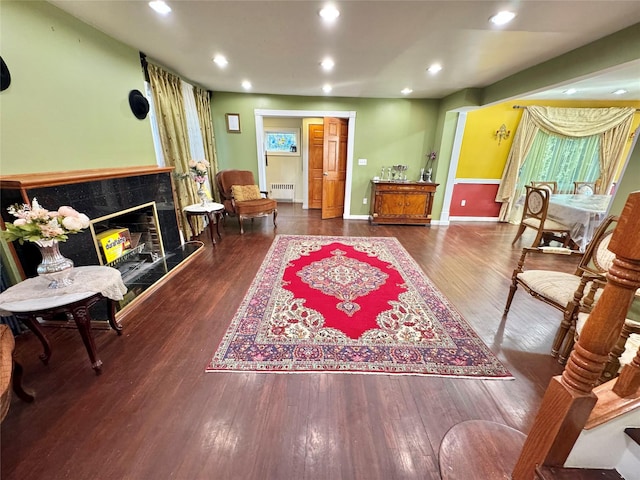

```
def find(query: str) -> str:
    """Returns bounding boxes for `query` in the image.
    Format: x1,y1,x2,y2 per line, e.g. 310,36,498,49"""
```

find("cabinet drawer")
374,183,432,193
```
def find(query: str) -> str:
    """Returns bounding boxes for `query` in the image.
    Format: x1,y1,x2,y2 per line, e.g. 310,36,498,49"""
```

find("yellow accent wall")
457,100,640,180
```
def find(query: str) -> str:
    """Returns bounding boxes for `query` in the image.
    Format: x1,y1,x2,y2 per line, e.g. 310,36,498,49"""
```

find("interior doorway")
254,109,356,218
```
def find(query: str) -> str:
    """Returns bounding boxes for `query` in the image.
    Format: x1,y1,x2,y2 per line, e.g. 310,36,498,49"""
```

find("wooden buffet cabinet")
369,180,438,225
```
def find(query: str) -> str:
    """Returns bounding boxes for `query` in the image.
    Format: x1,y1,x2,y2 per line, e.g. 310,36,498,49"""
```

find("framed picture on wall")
225,113,241,133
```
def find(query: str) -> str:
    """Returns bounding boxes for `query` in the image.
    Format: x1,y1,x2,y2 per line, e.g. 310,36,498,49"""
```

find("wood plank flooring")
1,204,570,480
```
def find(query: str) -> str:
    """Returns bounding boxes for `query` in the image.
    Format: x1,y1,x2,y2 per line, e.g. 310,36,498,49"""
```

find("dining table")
547,194,612,252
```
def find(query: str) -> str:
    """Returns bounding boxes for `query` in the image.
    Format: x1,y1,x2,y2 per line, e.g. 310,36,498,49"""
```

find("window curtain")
193,86,221,202
147,63,202,239
496,106,635,221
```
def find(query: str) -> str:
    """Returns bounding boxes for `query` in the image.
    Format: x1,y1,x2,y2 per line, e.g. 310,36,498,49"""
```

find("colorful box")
96,228,132,263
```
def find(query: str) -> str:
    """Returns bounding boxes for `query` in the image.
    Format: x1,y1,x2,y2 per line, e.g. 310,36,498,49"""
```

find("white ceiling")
48,1,640,101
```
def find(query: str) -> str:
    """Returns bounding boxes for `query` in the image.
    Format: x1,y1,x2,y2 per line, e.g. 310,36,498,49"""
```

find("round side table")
184,202,225,245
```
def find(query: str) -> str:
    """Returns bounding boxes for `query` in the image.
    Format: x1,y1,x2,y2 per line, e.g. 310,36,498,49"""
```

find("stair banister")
512,190,640,478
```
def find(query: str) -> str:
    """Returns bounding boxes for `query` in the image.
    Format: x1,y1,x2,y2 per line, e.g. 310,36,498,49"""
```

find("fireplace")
0,166,202,317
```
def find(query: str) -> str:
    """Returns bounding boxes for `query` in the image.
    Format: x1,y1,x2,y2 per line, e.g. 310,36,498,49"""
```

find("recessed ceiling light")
319,5,340,22
612,89,628,95
149,1,171,15
490,11,516,26
321,57,335,71
242,80,252,90
322,84,332,93
427,64,442,74
213,55,228,68
563,88,578,95
401,88,413,95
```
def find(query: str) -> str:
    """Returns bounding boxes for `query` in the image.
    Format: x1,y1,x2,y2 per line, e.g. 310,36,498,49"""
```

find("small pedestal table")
184,202,225,244
0,266,127,375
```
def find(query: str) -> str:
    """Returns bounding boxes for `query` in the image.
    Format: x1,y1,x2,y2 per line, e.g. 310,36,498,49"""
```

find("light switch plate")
358,158,367,166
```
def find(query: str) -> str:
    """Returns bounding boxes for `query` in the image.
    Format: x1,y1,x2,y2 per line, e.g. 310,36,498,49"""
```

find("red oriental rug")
206,235,511,378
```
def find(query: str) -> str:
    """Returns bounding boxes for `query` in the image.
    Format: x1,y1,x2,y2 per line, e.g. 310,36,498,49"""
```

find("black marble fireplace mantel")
0,166,200,318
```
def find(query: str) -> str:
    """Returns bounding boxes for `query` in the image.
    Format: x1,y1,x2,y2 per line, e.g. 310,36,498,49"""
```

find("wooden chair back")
573,181,598,195
530,181,558,194
576,215,618,277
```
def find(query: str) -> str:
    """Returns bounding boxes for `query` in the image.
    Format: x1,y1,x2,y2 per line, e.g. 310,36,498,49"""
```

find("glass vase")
197,182,207,206
35,240,74,289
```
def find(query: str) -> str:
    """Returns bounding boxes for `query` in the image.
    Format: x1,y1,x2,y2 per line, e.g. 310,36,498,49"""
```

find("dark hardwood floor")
1,203,571,480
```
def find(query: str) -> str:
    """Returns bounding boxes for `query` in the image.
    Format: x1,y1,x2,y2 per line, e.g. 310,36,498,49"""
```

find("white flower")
62,216,85,232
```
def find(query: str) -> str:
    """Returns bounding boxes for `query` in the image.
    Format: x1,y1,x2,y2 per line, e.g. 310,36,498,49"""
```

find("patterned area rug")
207,235,511,378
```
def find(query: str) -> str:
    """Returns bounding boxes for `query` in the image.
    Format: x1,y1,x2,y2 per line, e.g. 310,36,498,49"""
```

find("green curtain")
515,131,601,196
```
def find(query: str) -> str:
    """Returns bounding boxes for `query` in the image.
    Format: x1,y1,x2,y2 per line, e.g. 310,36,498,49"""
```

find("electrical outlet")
363,198,368,204
461,200,466,206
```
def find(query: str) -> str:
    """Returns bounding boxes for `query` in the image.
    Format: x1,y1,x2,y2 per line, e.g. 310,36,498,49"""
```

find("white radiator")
270,183,295,202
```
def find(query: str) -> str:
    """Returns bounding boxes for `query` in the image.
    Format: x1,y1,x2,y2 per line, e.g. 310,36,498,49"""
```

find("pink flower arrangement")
188,159,210,184
2,198,90,244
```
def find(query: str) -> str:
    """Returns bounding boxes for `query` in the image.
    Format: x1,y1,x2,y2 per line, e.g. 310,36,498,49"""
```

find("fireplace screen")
89,202,165,284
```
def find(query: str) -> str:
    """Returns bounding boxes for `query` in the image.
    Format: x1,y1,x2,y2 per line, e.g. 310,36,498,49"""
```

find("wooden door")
308,124,324,209
321,117,347,219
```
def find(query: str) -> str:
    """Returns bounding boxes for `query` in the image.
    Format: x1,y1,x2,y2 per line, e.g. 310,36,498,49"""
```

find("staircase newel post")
512,191,640,479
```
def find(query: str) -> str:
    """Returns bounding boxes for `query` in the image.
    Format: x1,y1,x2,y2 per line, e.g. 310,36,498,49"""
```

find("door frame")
254,109,356,217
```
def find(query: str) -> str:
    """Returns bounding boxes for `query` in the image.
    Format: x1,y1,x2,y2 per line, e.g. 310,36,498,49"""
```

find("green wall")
0,1,155,174
211,93,439,216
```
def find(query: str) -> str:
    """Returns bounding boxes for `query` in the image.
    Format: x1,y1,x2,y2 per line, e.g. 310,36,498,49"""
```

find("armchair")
215,169,277,234
1,325,34,422
503,215,618,362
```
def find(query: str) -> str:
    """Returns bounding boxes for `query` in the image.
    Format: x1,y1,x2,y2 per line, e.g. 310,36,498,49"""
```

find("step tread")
536,466,624,479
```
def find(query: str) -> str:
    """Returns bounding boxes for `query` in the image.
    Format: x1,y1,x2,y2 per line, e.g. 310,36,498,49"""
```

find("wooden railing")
512,190,640,478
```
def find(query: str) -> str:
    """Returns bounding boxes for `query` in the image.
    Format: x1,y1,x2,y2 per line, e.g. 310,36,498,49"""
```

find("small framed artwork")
225,113,241,133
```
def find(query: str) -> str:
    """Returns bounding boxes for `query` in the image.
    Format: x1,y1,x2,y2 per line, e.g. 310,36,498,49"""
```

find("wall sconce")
495,124,511,145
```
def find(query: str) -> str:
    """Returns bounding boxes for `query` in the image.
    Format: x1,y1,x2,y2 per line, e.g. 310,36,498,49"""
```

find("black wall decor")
128,89,149,119
0,56,11,92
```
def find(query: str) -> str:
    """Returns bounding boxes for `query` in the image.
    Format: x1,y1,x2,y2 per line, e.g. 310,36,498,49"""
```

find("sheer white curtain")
496,106,635,221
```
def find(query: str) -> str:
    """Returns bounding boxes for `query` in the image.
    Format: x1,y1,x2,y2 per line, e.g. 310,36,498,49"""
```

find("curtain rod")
512,105,640,111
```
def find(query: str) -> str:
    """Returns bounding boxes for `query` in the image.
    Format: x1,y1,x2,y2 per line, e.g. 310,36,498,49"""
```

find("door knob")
323,172,328,176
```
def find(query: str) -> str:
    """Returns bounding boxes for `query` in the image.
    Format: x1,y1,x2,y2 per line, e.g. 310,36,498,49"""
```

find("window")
264,128,300,156
517,130,601,194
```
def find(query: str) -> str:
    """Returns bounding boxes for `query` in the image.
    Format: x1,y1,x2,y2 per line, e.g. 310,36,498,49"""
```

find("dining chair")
511,185,571,248
572,180,600,195
530,181,558,194
503,215,618,362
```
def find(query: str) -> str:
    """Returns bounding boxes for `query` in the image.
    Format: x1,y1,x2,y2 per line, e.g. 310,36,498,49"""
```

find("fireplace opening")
89,202,174,310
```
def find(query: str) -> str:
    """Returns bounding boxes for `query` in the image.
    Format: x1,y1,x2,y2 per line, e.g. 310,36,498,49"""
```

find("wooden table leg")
70,303,103,375
214,211,223,239
206,212,216,245
16,314,52,365
106,298,123,335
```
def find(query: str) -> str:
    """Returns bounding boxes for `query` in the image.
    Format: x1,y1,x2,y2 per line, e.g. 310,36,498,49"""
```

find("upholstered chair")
215,169,277,234
511,185,571,248
1,325,34,422
573,181,600,195
503,215,618,362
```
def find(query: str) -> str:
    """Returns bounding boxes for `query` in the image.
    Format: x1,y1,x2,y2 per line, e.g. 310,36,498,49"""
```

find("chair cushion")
235,198,277,215
232,184,262,201
522,217,569,231
517,270,584,305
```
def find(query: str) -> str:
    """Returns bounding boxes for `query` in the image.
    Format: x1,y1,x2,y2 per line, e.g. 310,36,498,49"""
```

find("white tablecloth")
547,194,611,252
